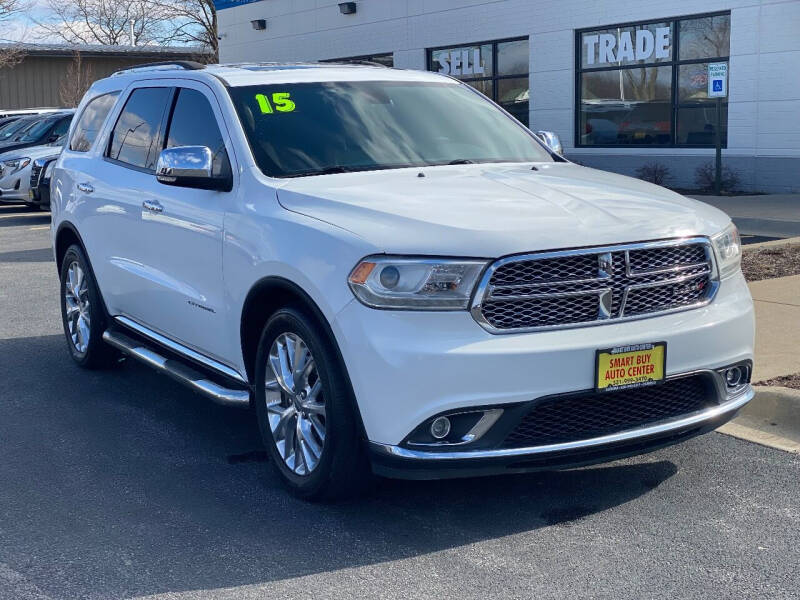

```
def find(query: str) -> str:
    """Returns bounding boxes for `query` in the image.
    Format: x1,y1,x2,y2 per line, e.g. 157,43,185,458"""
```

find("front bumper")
333,270,755,449
368,379,753,479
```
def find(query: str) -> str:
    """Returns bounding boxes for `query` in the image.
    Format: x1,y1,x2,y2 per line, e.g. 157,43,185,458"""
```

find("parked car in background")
0,108,61,119
0,116,36,144
0,134,66,205
0,116,21,132
29,156,59,210
0,110,73,154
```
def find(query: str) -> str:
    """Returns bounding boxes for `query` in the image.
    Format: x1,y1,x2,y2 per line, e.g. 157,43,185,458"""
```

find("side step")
102,329,251,408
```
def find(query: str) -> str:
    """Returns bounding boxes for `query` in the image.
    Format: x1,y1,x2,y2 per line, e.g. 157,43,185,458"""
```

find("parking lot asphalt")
1,204,799,600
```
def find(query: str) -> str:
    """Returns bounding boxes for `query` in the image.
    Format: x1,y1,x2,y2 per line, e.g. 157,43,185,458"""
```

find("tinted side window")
108,87,171,170
166,88,230,177
51,116,72,139
70,92,120,152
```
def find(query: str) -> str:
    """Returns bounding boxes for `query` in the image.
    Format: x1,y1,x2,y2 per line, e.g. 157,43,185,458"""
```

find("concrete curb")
718,386,800,454
742,236,800,251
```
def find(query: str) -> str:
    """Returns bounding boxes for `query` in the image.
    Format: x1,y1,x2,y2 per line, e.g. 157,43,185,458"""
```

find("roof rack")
324,59,389,68
112,60,207,76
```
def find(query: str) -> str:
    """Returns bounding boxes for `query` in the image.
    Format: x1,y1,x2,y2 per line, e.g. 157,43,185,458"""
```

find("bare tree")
0,0,29,69
34,0,168,46
152,0,218,59
59,51,94,107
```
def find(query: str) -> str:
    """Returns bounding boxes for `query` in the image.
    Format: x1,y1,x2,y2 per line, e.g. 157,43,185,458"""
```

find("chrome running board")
102,328,251,408
115,315,246,384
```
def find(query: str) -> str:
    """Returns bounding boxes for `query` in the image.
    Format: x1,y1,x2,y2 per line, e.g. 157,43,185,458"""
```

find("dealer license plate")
595,342,666,392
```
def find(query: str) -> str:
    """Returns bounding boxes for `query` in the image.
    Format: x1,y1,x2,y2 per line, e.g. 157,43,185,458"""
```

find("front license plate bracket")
595,342,667,392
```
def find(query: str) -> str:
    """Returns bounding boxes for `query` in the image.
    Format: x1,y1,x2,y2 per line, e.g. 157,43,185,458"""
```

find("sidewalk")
749,274,800,382
718,264,800,453
689,194,800,239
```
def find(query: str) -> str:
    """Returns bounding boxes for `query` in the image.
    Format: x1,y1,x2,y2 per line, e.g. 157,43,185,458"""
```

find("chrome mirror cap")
536,130,563,155
156,146,231,191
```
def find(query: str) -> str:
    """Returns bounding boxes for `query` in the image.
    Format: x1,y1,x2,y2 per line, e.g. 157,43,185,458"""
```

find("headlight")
2,157,31,173
711,223,741,279
348,256,487,310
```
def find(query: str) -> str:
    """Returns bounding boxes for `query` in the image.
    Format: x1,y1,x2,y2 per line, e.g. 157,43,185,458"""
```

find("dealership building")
217,0,799,192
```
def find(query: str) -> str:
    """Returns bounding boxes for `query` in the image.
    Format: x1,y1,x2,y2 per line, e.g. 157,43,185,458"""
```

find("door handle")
142,199,163,213
77,182,94,193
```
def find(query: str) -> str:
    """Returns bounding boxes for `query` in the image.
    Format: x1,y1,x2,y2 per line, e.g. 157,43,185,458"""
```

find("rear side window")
69,92,119,152
108,87,171,170
166,88,230,177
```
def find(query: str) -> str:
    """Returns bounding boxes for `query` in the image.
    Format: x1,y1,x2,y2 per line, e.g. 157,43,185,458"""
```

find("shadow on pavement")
0,212,50,228
0,334,678,598
0,247,53,262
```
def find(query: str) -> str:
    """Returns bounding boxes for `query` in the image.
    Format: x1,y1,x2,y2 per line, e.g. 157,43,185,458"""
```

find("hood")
0,140,40,155
275,162,732,257
0,143,61,162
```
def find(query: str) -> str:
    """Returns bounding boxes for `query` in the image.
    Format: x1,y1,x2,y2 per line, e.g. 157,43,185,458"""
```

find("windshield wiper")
281,164,413,178
447,159,475,165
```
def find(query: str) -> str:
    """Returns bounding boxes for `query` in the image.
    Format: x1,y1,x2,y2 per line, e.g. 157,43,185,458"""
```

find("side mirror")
536,130,563,155
156,146,232,192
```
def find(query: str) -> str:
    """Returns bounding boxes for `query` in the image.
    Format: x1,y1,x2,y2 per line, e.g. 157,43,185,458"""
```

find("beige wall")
0,54,201,109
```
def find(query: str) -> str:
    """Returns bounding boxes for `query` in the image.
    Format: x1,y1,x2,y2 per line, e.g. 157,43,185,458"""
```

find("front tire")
59,244,118,369
254,307,370,501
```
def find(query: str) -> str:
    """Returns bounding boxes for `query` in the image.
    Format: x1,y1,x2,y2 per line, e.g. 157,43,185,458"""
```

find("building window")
428,37,529,126
322,53,394,67
576,13,730,147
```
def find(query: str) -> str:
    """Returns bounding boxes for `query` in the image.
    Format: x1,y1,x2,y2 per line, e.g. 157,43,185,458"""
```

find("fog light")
430,416,451,439
725,367,743,387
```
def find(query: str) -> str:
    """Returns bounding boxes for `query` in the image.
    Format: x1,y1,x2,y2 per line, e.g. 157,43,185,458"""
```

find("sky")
1,1,62,44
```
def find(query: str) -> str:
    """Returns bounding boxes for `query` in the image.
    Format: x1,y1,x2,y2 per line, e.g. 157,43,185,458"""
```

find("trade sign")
708,62,728,98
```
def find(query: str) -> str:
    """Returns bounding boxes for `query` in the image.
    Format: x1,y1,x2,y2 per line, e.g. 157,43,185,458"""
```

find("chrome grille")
472,238,717,333
29,164,43,188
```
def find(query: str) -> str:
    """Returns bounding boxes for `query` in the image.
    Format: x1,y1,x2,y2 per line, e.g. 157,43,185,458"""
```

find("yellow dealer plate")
595,342,666,392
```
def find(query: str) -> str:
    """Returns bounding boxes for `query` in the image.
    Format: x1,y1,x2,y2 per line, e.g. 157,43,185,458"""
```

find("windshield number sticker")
256,92,296,114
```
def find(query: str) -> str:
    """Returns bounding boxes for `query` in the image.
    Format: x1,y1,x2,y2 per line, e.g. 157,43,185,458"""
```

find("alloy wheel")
64,261,91,353
265,332,327,475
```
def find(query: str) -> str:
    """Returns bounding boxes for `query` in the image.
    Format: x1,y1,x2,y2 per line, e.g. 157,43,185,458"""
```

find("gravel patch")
741,244,800,281
756,373,800,390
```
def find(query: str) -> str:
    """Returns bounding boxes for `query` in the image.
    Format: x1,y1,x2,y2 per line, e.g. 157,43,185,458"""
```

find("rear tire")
59,244,119,369
254,307,371,501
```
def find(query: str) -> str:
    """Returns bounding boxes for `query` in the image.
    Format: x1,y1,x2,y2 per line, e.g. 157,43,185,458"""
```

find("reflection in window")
166,88,230,177
428,38,529,126
679,14,730,60
108,87,171,170
69,92,120,152
576,13,730,147
677,105,727,146
581,67,671,146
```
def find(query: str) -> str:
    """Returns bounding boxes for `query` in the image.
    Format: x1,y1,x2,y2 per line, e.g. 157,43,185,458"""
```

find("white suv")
51,61,754,500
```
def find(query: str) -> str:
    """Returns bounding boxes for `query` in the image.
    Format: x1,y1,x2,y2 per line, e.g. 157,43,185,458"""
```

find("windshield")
228,80,552,178
0,118,34,141
18,118,55,142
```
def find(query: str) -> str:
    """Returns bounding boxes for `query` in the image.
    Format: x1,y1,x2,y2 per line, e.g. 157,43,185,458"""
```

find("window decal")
256,92,296,114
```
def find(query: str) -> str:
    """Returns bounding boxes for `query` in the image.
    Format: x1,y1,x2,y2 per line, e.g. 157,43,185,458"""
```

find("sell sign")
436,48,485,76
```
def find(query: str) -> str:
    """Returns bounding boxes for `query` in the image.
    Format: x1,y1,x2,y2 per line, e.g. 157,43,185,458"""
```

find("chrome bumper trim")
370,385,754,461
